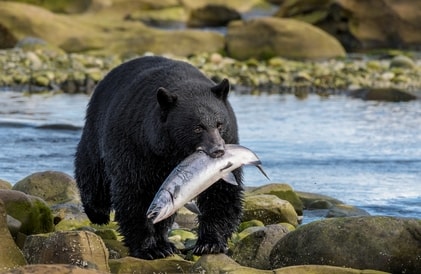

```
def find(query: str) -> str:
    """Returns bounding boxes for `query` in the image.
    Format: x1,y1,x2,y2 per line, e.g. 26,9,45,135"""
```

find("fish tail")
256,163,270,180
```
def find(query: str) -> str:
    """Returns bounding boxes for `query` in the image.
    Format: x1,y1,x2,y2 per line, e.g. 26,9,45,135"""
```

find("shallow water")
0,91,420,221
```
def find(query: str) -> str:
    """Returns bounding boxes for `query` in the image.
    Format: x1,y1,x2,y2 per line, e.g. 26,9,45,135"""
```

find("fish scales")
147,144,268,224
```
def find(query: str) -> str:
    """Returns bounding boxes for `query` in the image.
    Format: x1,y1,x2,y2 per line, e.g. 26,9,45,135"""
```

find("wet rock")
0,199,27,271
296,191,343,209
125,6,186,28
109,255,193,273
275,0,421,52
243,194,299,227
389,55,416,69
192,253,270,273
226,17,346,60
270,216,421,273
7,214,22,238
248,183,304,215
232,224,290,269
275,265,389,274
174,206,198,230
349,87,417,102
326,204,370,218
1,264,108,274
13,171,80,206
0,179,12,189
0,190,54,236
0,2,224,57
238,219,265,232
187,4,241,27
23,230,110,272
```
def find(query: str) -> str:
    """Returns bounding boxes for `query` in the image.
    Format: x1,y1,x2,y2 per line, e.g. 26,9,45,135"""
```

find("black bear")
74,56,243,259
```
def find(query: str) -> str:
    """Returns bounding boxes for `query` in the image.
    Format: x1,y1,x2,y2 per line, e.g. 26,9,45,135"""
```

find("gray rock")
23,230,110,272
187,4,241,27
270,216,421,273
326,204,370,218
2,264,109,273
226,17,345,60
13,171,80,206
243,194,299,227
0,199,27,270
0,189,54,235
232,224,290,269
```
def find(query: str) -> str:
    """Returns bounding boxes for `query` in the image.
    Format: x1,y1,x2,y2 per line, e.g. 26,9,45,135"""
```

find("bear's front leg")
117,210,178,259
193,176,243,255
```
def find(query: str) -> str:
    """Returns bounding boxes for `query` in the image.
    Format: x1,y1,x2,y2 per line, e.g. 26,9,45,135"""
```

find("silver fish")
146,144,269,224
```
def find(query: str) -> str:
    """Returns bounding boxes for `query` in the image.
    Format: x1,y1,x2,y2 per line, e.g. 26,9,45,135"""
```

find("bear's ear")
157,87,177,110
211,78,230,101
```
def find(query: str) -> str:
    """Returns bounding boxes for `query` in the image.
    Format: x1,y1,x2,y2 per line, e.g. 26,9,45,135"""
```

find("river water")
0,91,420,221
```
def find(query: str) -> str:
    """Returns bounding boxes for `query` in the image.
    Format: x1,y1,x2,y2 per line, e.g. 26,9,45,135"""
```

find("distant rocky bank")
1,171,420,273
0,0,420,100
1,46,420,102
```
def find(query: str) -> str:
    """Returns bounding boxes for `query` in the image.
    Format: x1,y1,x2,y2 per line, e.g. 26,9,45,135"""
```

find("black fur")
74,56,243,259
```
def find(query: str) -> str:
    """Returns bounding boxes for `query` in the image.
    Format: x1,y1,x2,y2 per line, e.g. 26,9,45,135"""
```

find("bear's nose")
209,145,225,158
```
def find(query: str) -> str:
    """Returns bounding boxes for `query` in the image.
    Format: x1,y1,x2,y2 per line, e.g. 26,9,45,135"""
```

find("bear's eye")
217,122,223,132
194,126,204,134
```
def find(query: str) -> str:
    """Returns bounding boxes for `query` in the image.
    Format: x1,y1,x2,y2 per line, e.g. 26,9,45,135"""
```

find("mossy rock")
296,191,343,209
226,17,345,60
23,231,110,272
0,199,27,270
349,87,417,102
232,224,290,269
109,255,193,274
248,183,304,215
0,179,12,189
238,219,265,232
270,216,421,273
13,170,80,206
0,189,54,235
243,194,299,227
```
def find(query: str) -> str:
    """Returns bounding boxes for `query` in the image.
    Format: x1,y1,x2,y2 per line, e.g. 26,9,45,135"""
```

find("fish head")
146,189,175,224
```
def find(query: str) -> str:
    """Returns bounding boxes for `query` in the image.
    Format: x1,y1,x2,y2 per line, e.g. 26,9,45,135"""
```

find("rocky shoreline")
1,45,420,102
1,171,420,273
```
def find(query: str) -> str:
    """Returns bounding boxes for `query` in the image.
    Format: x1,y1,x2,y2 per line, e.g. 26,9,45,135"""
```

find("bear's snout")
208,144,225,158
198,128,225,158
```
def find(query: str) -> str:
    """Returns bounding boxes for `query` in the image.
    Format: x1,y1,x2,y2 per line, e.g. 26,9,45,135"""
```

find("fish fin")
184,201,201,215
173,185,180,200
220,161,233,172
222,172,238,185
256,164,270,180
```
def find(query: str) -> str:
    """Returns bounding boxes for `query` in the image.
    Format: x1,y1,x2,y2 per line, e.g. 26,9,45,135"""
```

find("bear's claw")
131,241,178,260
192,242,228,255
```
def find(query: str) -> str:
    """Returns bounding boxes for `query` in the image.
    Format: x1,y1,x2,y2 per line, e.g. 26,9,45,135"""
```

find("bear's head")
156,78,238,159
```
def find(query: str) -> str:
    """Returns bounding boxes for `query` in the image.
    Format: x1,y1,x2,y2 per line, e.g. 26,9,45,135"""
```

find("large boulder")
3,0,112,14
187,4,241,27
0,199,27,270
270,216,421,273
232,224,290,269
247,183,304,215
109,256,193,273
275,0,421,51
0,2,224,56
13,171,80,206
191,254,387,274
0,190,54,236
225,17,346,60
242,194,299,227
1,264,108,274
0,179,12,189
23,231,110,272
